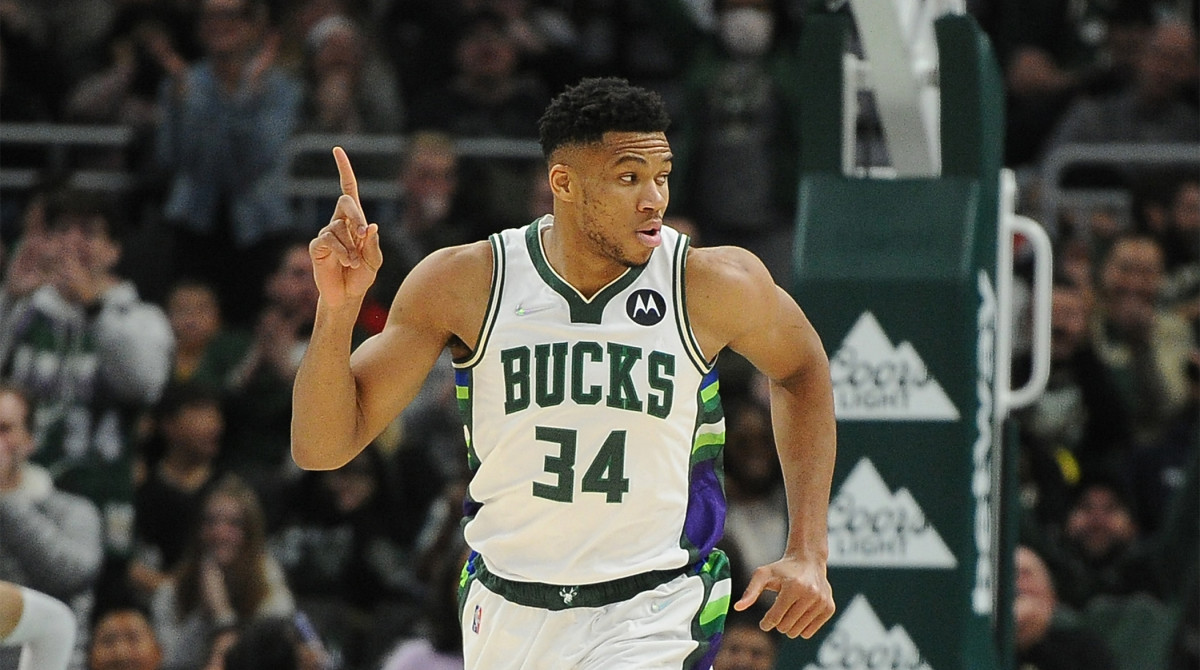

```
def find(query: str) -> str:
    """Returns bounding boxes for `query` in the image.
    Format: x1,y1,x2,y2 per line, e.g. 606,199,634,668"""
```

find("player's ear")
549,164,575,202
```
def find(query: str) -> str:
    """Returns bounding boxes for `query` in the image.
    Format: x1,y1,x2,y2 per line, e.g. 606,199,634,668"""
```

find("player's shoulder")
684,244,775,293
683,244,779,343
406,239,494,290
391,239,495,348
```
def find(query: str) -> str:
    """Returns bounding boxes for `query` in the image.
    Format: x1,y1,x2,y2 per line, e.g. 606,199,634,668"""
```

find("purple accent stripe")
683,460,726,556
463,498,482,518
695,632,723,670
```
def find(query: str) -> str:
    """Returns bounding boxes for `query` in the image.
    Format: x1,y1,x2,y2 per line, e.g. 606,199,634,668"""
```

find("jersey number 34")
532,427,629,504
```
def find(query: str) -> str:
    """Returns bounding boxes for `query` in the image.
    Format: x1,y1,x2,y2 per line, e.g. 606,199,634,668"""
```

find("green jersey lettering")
570,341,603,405
605,343,643,412
501,346,531,414
647,351,675,419
534,342,567,408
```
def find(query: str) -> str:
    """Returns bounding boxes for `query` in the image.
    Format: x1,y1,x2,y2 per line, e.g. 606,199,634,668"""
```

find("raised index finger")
332,146,361,208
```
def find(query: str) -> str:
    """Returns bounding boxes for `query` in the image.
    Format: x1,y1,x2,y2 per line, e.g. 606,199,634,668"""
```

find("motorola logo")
626,289,666,326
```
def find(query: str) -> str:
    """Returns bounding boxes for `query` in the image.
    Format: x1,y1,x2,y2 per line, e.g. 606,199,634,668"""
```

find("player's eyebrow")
614,153,673,167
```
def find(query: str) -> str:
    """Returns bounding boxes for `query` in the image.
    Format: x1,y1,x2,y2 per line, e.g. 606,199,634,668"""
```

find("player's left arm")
687,245,836,639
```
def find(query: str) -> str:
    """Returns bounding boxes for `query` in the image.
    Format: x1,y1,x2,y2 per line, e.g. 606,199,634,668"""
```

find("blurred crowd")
0,0,1196,669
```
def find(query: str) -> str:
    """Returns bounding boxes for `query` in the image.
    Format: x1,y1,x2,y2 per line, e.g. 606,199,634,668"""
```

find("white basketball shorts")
458,550,731,670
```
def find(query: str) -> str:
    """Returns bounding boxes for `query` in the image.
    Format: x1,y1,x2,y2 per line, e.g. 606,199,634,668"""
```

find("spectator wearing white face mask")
670,0,806,283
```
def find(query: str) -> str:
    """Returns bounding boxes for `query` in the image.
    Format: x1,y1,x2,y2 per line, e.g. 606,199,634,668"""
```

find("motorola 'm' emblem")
626,289,666,326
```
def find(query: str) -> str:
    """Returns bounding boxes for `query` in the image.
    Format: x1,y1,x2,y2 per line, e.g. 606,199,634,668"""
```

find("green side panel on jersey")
456,368,480,470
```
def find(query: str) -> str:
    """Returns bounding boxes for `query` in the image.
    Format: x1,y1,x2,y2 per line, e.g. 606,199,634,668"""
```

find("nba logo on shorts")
472,605,483,633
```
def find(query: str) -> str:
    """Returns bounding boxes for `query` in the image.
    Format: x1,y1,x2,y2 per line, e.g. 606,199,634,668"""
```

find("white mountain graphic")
632,294,660,316
828,459,957,568
830,312,960,421
804,595,934,670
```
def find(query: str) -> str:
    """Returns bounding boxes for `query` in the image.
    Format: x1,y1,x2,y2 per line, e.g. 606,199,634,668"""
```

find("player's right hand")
309,146,382,309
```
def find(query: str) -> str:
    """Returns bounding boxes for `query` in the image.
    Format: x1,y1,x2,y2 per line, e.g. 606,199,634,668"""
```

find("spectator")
0,580,77,670
1013,274,1132,535
0,382,103,670
0,188,173,612
406,8,548,139
164,280,252,394
1014,544,1119,670
565,0,706,106
389,364,471,567
1158,176,1200,338
129,383,227,606
364,131,480,333
298,13,403,134
269,443,417,668
470,0,582,94
0,183,56,302
712,604,778,670
1129,349,1199,535
1041,18,1199,184
88,600,164,670
155,0,304,328
378,548,467,670
201,625,239,670
1054,474,1166,607
221,240,333,510
219,613,330,670
151,473,295,670
720,397,788,576
986,0,1155,166
671,0,805,282
1091,233,1196,447
14,0,118,90
62,1,199,170
405,8,550,231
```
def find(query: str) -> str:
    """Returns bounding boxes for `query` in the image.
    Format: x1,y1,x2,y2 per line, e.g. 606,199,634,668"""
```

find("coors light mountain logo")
830,312,960,421
828,459,956,568
804,595,934,670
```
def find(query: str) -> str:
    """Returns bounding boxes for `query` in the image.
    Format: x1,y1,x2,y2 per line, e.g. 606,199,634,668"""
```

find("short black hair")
1071,468,1139,517
45,188,125,240
90,597,154,635
537,77,671,160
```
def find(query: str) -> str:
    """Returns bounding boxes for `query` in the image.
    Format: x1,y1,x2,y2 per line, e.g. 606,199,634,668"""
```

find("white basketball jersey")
454,216,727,585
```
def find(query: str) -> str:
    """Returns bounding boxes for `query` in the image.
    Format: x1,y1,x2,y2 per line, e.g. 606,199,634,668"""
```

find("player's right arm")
292,148,489,470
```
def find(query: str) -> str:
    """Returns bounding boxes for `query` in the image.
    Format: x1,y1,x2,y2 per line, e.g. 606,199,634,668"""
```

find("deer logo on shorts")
559,586,578,605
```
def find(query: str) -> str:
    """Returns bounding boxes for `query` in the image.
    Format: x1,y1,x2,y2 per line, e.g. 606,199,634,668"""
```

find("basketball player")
0,581,76,670
292,77,836,668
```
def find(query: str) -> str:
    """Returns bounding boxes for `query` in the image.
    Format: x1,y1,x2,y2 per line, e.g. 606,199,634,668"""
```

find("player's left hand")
733,554,835,639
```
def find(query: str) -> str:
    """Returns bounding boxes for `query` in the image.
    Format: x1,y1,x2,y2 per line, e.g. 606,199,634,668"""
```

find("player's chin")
626,239,656,262
623,249,654,267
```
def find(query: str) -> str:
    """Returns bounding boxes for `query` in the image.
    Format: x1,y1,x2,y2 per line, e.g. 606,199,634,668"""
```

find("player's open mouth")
637,222,662,248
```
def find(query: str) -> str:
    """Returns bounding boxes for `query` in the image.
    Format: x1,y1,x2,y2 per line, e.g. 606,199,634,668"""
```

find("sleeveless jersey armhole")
673,234,715,375
454,232,506,369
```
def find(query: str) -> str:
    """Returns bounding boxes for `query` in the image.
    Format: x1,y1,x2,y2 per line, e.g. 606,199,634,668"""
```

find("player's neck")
540,219,629,300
